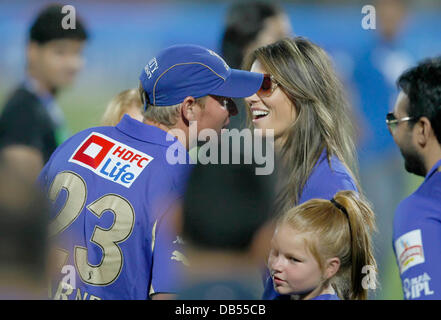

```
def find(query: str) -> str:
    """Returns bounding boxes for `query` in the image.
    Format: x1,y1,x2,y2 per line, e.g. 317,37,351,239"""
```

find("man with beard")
387,57,441,300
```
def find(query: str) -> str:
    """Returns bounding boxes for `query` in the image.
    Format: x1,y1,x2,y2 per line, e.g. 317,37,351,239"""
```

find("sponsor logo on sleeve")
69,132,153,188
394,229,425,274
403,273,434,299
207,49,230,71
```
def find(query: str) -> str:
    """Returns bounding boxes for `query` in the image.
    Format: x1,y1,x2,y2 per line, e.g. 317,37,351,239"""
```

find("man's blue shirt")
393,159,441,300
38,115,192,300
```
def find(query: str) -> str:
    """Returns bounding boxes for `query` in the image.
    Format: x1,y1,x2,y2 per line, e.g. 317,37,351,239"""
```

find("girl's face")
268,224,324,298
245,60,297,140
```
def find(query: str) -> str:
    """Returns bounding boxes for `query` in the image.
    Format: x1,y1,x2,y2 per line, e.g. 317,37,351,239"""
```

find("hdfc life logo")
69,132,154,188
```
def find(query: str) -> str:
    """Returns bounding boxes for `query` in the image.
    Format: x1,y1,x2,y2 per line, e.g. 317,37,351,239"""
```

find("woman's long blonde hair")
280,190,377,300
244,37,360,213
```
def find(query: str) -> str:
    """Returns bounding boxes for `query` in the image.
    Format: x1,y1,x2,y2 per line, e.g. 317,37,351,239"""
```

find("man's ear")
324,257,340,280
180,96,197,126
414,117,432,148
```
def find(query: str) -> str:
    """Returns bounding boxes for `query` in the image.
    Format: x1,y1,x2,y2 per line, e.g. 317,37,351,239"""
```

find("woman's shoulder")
315,152,356,186
300,152,358,203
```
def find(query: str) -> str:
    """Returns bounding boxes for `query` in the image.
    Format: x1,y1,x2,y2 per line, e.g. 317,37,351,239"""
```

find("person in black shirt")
0,4,88,181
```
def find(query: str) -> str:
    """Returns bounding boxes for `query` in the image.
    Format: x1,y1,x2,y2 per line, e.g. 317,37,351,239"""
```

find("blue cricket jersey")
262,149,358,300
393,158,441,300
38,115,192,300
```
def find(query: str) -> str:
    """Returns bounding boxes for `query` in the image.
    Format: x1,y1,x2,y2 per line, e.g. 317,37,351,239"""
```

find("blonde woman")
244,37,361,299
101,88,143,126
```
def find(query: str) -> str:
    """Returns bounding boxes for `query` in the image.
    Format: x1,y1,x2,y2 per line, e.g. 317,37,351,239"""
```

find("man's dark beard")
400,147,426,177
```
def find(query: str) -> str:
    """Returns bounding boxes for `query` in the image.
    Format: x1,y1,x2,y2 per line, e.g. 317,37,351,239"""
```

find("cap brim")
209,69,263,98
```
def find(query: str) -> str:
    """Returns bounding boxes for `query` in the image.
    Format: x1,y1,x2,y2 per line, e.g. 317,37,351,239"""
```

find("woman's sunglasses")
257,74,278,98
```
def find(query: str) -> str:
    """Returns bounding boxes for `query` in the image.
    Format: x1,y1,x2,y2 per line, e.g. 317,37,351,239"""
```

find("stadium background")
1,0,441,299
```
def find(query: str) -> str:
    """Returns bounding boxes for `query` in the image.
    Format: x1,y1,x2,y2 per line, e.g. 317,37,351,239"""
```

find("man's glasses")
211,95,238,116
257,74,278,98
386,112,413,133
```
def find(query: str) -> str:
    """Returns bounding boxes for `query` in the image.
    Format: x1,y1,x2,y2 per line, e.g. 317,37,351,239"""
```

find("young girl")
268,190,377,300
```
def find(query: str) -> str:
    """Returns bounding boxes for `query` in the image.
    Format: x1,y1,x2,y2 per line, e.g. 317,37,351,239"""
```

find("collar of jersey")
425,158,441,182
116,114,180,147
23,77,54,106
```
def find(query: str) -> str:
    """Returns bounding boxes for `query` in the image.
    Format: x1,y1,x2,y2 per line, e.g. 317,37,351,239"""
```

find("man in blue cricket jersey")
388,57,441,300
38,44,263,300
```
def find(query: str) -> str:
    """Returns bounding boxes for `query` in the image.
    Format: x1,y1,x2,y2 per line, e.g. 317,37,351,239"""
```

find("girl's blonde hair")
279,190,377,300
101,89,142,126
243,37,360,213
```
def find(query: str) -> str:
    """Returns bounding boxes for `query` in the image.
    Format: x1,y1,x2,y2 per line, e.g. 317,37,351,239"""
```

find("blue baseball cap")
139,44,263,108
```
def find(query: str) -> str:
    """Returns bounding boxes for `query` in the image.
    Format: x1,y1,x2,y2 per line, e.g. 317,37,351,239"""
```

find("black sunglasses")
211,95,238,116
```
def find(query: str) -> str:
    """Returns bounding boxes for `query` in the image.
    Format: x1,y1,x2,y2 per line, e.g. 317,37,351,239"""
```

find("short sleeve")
149,206,187,297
